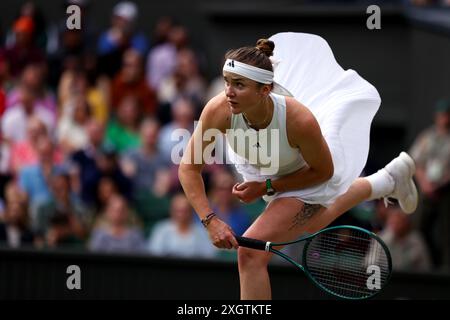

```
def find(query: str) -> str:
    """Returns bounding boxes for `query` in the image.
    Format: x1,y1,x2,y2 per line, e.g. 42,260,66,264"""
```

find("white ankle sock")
365,169,395,200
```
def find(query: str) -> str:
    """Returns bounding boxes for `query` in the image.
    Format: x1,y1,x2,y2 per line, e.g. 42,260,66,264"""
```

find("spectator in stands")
70,119,106,206
58,69,109,125
2,182,26,209
409,98,450,270
101,146,134,194
4,1,48,52
158,96,198,194
132,167,172,237
44,210,84,249
6,62,56,118
89,194,145,253
10,117,63,175
158,48,207,110
0,182,34,248
18,135,66,230
120,117,167,194
146,24,188,92
95,176,119,212
147,193,216,258
73,141,133,210
158,96,195,164
1,16,45,79
378,204,432,272
105,95,142,154
57,93,91,154
34,169,88,241
151,16,174,46
2,85,55,143
46,0,98,88
120,118,172,235
110,48,157,116
97,1,149,77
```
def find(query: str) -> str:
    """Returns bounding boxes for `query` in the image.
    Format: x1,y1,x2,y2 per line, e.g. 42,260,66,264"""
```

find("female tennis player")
178,32,418,299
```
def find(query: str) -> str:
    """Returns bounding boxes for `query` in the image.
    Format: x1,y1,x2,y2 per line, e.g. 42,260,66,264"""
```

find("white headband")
223,58,293,97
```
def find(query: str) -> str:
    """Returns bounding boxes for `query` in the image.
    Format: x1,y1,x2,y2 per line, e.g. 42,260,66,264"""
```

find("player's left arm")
270,99,334,193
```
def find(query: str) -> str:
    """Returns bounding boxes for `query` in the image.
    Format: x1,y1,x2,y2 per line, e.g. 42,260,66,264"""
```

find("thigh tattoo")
289,203,323,230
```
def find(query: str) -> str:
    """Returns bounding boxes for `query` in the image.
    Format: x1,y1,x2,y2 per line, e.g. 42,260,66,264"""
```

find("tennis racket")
236,225,392,300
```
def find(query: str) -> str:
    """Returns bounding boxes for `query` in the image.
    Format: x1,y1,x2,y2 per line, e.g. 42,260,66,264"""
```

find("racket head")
301,225,392,300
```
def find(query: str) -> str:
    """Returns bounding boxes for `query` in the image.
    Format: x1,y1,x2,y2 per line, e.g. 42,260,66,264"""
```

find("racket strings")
304,229,390,299
311,236,390,270
307,234,388,297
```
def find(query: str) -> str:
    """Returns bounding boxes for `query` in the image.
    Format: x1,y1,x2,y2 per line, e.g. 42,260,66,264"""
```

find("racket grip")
235,236,268,251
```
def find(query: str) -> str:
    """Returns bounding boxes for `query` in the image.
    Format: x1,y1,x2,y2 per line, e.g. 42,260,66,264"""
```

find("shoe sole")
398,152,418,214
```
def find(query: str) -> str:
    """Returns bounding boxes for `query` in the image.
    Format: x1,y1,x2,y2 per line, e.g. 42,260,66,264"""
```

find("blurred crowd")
0,0,260,263
0,1,449,273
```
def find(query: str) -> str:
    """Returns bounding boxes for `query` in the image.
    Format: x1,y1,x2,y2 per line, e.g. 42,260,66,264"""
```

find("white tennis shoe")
383,152,418,214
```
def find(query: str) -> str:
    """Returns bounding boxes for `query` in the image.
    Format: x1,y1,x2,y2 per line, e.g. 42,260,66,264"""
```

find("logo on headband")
227,60,235,68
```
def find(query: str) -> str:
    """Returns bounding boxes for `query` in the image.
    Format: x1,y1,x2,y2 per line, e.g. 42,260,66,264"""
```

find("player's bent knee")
237,246,271,269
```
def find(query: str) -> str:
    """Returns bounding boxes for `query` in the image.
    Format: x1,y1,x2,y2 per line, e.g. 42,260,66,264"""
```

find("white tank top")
225,93,306,177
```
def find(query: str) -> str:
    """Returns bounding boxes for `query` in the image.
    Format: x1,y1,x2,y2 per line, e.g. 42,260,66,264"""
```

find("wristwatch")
265,179,276,196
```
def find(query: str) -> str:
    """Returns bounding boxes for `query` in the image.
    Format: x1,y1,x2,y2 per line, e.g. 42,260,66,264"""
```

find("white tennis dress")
225,32,381,207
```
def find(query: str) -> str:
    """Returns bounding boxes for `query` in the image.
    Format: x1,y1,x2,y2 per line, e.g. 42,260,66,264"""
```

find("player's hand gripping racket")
236,225,392,300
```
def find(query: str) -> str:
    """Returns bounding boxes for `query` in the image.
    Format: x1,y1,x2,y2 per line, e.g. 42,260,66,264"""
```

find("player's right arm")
178,93,238,249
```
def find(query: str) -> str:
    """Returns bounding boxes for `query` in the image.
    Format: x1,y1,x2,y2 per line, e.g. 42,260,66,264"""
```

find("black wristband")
201,212,216,228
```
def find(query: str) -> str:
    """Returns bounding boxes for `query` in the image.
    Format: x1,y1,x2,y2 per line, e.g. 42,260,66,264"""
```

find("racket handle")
235,236,268,251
